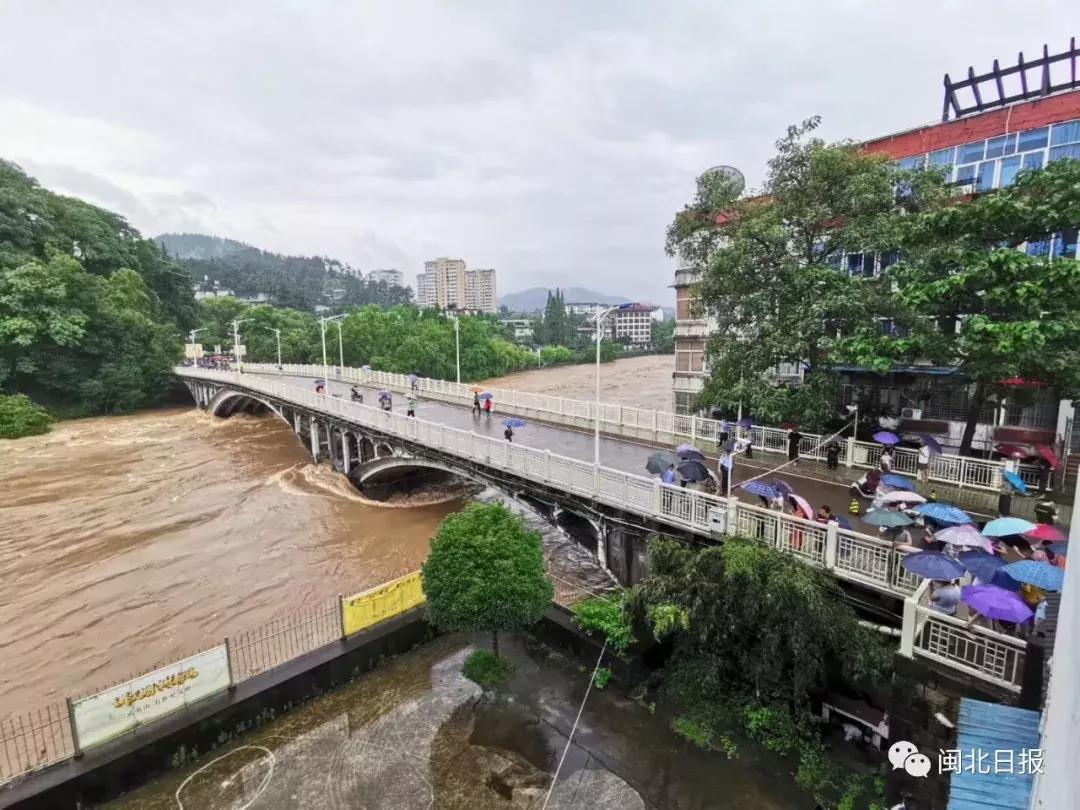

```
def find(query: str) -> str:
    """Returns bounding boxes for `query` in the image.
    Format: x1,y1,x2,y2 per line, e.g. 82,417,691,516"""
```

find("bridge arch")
206,388,289,426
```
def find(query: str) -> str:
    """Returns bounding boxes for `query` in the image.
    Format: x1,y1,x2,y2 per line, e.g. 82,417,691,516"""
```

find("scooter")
350,389,364,403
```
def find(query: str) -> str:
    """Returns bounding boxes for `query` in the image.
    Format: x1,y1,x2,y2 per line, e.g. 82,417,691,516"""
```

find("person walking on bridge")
406,394,417,417
473,392,482,416
483,396,493,418
787,427,802,467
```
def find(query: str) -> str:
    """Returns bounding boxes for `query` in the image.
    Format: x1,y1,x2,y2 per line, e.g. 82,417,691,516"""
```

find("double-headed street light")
591,304,632,468
230,319,251,373
319,314,346,385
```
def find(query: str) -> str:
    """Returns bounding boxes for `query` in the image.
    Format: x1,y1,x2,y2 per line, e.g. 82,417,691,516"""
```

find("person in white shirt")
917,443,931,483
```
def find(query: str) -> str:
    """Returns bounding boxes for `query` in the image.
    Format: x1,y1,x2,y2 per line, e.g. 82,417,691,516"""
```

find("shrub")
592,666,612,690
463,649,514,689
0,394,52,439
571,596,635,653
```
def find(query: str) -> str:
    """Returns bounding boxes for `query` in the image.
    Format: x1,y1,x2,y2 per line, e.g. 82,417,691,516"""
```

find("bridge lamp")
187,328,206,364
446,310,461,384
319,314,346,385
230,319,251,373
265,327,283,372
592,304,631,468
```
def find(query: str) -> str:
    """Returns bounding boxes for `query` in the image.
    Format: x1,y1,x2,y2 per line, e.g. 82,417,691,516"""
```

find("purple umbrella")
676,443,706,461
677,460,712,483
920,434,943,454
737,417,754,428
873,431,901,445
961,585,1034,623
958,550,1006,582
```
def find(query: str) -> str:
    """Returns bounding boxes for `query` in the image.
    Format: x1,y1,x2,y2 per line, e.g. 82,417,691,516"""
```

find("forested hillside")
157,232,412,311
0,160,194,423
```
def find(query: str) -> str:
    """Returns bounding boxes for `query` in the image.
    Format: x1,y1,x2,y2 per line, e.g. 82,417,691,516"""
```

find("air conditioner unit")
901,407,922,420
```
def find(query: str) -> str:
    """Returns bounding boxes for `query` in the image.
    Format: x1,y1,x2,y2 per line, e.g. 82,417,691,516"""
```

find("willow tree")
665,118,946,427
838,158,1080,452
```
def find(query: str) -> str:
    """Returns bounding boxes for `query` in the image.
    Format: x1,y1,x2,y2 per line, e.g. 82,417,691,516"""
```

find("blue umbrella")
676,443,707,461
741,481,779,499
958,550,1006,582
982,517,1037,538
772,479,795,498
863,510,914,528
677,460,712,483
503,417,526,429
913,502,973,525
991,569,1022,592
881,473,915,489
477,392,494,401
1002,560,1065,591
1002,470,1028,494
920,434,943,454
873,431,901,445
1048,542,1068,556
902,551,967,580
835,515,852,530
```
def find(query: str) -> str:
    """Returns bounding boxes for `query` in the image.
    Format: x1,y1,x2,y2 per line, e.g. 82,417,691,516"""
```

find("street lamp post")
319,314,345,385
447,312,461,384
267,327,282,372
230,319,250,373
187,328,206,365
592,304,627,468
336,320,344,370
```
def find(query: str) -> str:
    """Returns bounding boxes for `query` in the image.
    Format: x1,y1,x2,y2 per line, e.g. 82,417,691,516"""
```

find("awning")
947,698,1040,809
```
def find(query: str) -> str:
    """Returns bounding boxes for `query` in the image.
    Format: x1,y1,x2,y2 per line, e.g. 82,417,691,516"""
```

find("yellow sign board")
342,571,425,636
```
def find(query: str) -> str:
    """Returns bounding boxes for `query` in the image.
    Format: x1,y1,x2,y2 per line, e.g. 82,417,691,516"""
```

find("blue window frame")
957,141,985,164
985,136,1007,158
1049,144,1080,162
1027,237,1051,256
999,155,1022,186
976,161,996,191
1057,227,1078,259
1018,127,1049,151
1050,121,1080,146
955,164,976,185
1023,152,1044,171
928,148,954,168
897,155,923,170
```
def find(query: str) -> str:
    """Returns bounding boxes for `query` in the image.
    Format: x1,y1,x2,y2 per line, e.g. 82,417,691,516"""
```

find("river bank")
105,634,811,809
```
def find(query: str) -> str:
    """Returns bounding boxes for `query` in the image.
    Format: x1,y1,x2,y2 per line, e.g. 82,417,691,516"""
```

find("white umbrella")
936,525,995,553
879,490,927,505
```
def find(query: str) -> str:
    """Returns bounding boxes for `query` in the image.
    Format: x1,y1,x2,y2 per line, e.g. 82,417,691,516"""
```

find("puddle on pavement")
107,635,808,809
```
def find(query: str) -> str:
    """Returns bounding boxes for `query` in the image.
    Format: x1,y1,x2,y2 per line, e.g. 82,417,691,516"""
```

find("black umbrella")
646,451,681,475
677,460,712,483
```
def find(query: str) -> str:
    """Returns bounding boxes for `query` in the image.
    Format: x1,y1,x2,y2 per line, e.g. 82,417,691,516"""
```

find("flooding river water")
0,356,672,718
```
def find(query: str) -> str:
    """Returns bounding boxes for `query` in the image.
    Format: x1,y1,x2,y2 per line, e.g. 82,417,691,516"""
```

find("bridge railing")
241,363,1040,493
182,368,1029,694
900,579,1026,692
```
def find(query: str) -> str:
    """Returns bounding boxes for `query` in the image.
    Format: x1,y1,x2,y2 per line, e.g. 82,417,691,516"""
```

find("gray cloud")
0,1,1073,302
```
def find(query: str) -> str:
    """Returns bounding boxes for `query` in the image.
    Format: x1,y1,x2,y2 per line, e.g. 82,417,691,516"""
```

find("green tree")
0,393,52,438
838,158,1080,452
626,536,890,706
538,288,570,347
666,118,946,428
654,317,675,353
421,502,553,658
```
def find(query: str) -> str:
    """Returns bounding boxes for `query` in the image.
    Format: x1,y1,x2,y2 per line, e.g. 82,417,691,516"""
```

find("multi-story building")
565,301,606,315
368,268,403,286
465,267,497,313
578,303,663,347
672,44,1080,457
500,318,534,341
415,258,497,313
192,276,234,301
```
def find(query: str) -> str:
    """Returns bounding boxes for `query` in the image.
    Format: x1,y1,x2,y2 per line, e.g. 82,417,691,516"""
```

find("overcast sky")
1,2,1076,303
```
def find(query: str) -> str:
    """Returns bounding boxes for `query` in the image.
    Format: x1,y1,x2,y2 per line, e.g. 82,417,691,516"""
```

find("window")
985,134,1017,158
1050,121,1080,146
957,141,985,164
1049,144,1080,162
1022,152,1044,171
999,155,1022,186
847,252,875,278
880,249,900,270
954,164,976,185
1018,127,1049,151
976,161,996,191
928,148,954,168
1026,237,1051,256
1053,227,1078,259
897,155,924,170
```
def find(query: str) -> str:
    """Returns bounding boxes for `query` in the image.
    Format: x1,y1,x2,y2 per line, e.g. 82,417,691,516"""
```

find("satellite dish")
699,164,745,196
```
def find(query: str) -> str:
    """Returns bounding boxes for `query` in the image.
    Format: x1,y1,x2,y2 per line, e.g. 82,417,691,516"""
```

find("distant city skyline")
1,3,1072,302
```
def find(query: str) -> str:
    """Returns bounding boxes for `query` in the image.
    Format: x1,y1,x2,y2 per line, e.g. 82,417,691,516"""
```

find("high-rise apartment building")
368,268,403,287
415,258,497,313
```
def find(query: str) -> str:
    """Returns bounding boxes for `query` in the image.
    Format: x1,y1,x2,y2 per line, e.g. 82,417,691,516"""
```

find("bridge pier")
309,417,320,461
341,429,351,473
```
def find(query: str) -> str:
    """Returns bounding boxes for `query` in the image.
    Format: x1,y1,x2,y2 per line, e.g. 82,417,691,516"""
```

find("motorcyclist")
350,385,363,403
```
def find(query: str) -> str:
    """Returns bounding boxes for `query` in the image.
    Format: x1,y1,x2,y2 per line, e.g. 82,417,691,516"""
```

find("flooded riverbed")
107,635,809,809
480,354,675,409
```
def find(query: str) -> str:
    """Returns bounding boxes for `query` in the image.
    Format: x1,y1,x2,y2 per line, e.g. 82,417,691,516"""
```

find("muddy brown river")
0,357,673,718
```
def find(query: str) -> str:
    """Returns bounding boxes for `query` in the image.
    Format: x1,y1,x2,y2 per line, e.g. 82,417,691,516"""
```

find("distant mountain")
501,287,634,314
155,232,410,311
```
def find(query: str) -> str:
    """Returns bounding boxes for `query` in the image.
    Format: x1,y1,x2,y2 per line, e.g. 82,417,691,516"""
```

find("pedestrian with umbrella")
717,447,734,496
503,417,525,442
961,584,1034,631
662,463,678,486
741,480,779,507
825,440,841,470
787,426,802,467
677,459,711,485
676,443,706,461
913,502,973,525
738,417,754,458
483,394,493,418
646,450,681,476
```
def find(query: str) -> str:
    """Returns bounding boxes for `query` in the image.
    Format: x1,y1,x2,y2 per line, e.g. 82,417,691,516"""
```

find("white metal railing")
236,362,1038,493
899,579,1027,692
181,367,1031,692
